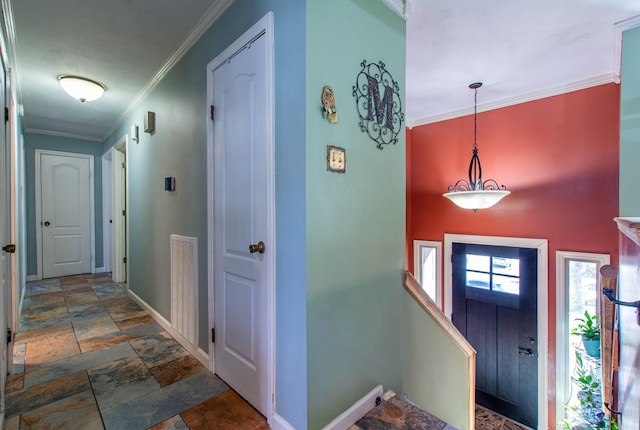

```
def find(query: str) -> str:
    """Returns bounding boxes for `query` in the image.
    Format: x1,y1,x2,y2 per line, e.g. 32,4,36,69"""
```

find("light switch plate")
327,145,346,173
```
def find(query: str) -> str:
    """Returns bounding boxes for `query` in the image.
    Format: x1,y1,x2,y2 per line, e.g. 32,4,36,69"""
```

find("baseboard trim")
26,275,38,282
322,385,383,430
94,267,105,273
127,289,209,367
270,413,296,430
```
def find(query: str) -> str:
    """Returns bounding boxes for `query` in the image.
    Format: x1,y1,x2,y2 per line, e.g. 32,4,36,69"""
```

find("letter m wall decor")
352,60,404,150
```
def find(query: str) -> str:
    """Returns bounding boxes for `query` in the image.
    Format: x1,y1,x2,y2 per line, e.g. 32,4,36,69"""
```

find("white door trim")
102,151,113,274
206,11,275,423
35,149,95,280
412,239,443,308
444,233,549,428
555,250,610,424
111,135,129,283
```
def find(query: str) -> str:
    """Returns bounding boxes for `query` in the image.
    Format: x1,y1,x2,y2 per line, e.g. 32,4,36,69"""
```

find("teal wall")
103,1,307,427
402,292,471,429
305,1,406,427
620,26,640,216
618,25,640,430
24,133,104,276
101,2,405,427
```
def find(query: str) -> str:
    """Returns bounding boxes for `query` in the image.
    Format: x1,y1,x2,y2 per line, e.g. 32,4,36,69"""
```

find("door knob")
44,221,51,227
2,244,16,253
249,241,265,254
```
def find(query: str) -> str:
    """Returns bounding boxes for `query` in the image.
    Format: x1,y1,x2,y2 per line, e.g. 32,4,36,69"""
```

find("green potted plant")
571,310,601,358
558,351,618,430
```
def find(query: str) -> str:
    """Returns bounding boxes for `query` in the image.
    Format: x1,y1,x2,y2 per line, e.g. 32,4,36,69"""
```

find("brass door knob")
249,241,265,254
2,244,16,253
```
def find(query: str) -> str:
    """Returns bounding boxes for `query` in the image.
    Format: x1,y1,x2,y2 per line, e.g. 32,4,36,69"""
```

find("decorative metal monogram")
352,60,404,150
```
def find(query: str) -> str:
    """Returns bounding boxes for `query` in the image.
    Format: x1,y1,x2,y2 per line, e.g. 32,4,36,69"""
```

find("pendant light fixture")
443,82,510,211
58,75,105,103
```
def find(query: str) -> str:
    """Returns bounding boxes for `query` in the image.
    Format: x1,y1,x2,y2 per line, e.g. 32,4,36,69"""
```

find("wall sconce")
131,124,139,143
144,111,155,133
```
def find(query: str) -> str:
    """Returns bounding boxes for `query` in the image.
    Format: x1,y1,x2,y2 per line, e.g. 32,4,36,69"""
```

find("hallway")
5,273,269,430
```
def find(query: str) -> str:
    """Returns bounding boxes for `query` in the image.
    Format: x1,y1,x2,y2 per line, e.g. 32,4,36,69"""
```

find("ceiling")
6,0,640,141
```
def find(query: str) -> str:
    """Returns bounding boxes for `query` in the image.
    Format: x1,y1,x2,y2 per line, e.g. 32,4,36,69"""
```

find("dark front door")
452,243,538,428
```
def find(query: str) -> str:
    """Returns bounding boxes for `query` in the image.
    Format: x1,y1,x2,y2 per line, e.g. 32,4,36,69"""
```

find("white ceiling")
406,0,640,126
6,0,640,141
8,0,230,141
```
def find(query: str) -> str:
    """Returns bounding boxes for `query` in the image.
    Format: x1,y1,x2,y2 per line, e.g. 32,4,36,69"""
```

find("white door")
0,60,9,421
211,23,272,416
39,152,92,278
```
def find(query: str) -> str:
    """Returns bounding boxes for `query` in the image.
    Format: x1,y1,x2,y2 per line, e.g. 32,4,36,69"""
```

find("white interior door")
211,23,272,416
39,152,92,278
0,63,8,421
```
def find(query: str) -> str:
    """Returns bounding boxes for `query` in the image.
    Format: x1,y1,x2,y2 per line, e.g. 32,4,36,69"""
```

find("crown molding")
101,0,235,141
25,127,103,143
406,73,618,128
2,0,22,102
614,15,640,87
380,0,411,20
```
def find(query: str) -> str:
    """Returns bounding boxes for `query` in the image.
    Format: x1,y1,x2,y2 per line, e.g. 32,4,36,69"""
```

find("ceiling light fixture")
58,75,105,103
443,82,510,211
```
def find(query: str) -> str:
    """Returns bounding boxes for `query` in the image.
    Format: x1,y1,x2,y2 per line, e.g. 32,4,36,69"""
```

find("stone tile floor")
4,273,533,430
5,273,269,430
475,405,531,430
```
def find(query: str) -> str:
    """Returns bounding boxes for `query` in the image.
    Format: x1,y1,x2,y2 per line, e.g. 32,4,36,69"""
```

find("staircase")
351,391,457,430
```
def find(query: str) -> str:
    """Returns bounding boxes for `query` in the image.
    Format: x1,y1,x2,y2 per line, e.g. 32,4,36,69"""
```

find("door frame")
35,149,95,280
102,151,113,274
555,250,610,424
444,233,548,427
110,136,129,283
206,11,275,423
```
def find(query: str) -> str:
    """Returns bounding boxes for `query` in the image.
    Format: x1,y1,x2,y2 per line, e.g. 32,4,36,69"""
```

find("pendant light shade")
58,75,105,102
443,82,509,211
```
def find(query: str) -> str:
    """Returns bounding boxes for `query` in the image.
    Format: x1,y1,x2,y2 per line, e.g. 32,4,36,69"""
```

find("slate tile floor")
5,273,269,430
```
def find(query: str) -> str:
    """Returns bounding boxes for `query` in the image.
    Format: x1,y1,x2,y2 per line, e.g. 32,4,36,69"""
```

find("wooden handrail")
403,271,476,358
600,264,619,416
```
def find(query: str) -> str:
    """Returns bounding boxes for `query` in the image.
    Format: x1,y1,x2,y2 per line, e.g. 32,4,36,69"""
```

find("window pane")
421,247,437,302
467,271,490,290
493,275,520,295
493,257,519,277
467,254,490,272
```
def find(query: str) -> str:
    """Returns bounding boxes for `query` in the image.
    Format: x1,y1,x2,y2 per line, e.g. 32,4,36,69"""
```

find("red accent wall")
407,83,620,426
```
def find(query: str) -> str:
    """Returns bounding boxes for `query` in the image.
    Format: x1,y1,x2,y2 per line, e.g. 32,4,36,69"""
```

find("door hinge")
6,328,11,344
5,107,9,122
122,162,126,169
123,257,127,263
210,105,215,120
122,210,126,216
211,328,215,343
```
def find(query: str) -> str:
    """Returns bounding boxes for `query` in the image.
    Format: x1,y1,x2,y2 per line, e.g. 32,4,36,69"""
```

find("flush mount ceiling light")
58,75,105,102
443,82,510,211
